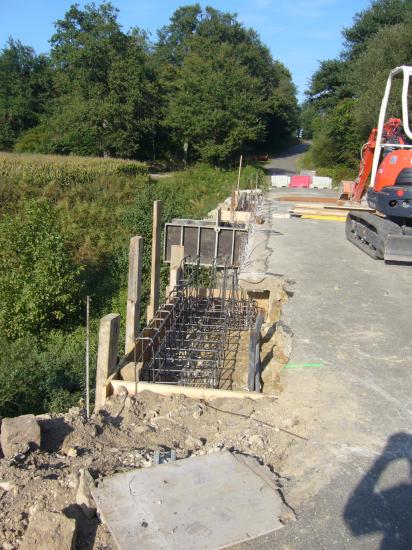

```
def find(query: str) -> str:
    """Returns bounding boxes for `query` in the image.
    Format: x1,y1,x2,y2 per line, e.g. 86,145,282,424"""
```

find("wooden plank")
301,215,346,222
292,208,348,217
276,196,338,203
110,380,270,401
125,236,143,354
147,200,162,322
324,204,375,212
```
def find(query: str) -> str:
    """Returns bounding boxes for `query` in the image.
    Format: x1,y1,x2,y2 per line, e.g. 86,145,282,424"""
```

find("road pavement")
236,148,412,549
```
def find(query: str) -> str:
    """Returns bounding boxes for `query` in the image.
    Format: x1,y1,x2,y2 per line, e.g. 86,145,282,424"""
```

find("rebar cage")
136,259,258,389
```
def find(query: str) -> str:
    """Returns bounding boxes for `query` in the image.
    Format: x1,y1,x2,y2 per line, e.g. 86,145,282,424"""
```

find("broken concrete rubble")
76,468,97,518
20,511,76,550
0,414,40,458
0,389,307,549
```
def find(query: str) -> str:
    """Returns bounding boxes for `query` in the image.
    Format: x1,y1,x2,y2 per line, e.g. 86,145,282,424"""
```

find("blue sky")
0,0,371,101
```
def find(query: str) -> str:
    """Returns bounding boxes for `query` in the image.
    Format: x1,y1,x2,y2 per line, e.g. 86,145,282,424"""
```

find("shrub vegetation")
0,154,264,416
300,0,412,180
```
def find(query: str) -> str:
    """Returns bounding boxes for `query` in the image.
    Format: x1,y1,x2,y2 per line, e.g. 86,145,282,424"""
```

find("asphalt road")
264,142,310,176
236,149,412,549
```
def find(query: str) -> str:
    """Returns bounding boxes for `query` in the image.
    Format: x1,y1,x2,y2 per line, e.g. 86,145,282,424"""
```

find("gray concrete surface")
264,142,310,175
236,148,412,549
240,208,412,549
92,451,283,549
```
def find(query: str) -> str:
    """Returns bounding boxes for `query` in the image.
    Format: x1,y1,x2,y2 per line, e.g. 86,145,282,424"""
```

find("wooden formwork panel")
164,222,247,267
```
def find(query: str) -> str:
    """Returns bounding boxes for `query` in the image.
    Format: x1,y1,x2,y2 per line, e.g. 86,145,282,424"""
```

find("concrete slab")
91,451,283,550
235,186,412,548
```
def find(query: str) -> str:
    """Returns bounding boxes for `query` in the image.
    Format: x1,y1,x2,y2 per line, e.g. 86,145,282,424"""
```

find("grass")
0,152,265,416
0,151,147,181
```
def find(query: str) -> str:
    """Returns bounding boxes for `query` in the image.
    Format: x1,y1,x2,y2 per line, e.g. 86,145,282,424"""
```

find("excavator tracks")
345,211,412,261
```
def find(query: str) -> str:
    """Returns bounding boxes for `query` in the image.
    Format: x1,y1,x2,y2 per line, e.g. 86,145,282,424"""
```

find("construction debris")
20,511,76,550
0,386,308,549
76,469,97,519
91,451,284,550
1,414,41,458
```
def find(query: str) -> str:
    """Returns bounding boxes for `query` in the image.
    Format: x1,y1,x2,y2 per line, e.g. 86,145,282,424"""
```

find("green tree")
158,5,298,163
0,38,51,150
20,2,160,158
343,0,412,60
350,20,412,136
304,0,412,172
0,201,83,339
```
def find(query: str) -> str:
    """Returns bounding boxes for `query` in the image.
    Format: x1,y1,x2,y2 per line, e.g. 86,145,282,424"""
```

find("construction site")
1,137,412,549
1,60,412,549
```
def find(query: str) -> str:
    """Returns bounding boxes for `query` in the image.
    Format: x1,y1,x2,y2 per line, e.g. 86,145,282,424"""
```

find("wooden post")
147,201,162,322
125,236,143,354
169,245,185,289
236,154,243,206
230,191,236,224
95,313,120,411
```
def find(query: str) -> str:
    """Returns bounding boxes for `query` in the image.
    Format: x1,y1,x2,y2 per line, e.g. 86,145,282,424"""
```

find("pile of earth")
0,389,306,549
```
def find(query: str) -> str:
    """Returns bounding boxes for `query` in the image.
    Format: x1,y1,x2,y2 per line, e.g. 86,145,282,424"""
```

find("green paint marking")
284,363,324,369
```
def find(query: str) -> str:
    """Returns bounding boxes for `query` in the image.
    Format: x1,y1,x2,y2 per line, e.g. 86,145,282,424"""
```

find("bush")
0,155,265,415
0,326,97,417
0,200,83,338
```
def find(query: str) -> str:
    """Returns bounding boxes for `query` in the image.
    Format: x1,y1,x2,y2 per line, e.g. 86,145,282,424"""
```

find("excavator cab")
345,66,412,262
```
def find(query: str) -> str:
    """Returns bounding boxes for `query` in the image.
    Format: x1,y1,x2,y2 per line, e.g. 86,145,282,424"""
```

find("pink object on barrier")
289,175,311,188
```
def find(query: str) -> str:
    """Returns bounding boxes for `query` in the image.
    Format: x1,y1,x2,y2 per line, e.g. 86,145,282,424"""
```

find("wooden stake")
147,201,162,322
125,236,143,354
236,154,243,207
169,245,185,289
95,313,120,411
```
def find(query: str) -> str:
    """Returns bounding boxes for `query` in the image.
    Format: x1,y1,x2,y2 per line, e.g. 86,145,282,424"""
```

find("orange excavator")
345,66,412,262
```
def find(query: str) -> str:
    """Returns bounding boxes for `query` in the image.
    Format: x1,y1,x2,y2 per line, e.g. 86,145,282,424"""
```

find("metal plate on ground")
91,451,283,550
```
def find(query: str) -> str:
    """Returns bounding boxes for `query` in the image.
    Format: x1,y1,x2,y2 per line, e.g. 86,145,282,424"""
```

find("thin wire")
201,401,308,441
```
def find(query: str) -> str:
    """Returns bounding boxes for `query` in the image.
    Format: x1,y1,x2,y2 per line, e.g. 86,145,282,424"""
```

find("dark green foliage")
21,4,161,158
6,3,297,163
0,39,51,150
0,201,83,339
349,21,412,136
0,326,97,417
301,0,412,177
342,0,412,60
158,6,298,163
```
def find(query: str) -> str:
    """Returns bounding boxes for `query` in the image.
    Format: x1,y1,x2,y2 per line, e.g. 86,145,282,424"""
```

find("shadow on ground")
263,142,310,177
271,143,310,159
344,432,412,549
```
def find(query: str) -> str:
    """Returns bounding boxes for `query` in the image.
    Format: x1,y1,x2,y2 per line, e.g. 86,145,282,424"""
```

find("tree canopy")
0,3,299,164
0,201,82,339
0,39,51,150
301,0,412,170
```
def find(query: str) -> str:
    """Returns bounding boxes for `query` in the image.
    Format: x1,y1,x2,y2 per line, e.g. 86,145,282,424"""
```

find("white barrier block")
311,176,332,189
271,175,290,188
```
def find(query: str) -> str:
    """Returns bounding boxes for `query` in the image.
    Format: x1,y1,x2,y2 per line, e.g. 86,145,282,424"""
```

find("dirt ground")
0,377,314,549
0,203,303,550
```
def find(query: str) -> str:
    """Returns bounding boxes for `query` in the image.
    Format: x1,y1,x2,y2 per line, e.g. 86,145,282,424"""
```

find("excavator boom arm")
350,118,404,202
